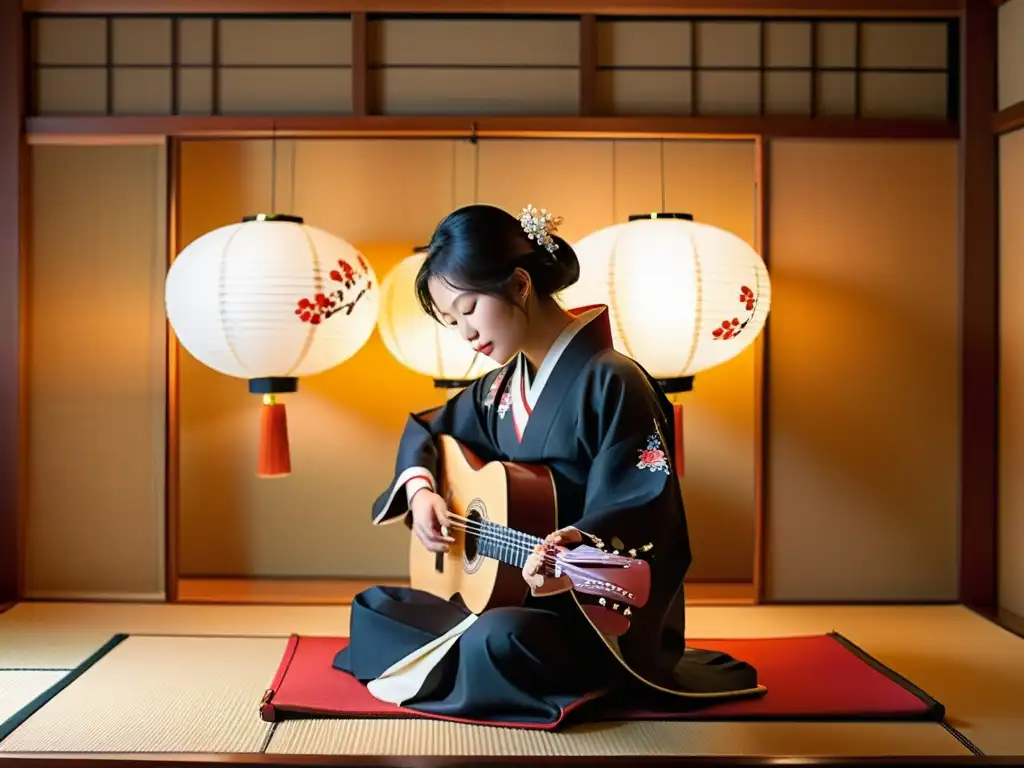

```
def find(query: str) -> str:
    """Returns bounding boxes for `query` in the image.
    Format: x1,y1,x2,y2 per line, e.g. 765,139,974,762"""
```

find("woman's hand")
522,544,553,590
522,531,576,596
410,489,455,553
544,526,582,547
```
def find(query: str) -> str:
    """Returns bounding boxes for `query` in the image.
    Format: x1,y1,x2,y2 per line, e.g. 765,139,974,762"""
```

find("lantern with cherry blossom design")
559,212,770,476
165,213,380,478
377,246,499,390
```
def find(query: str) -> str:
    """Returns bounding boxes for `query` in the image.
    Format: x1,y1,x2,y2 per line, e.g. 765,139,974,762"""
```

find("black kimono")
335,305,765,728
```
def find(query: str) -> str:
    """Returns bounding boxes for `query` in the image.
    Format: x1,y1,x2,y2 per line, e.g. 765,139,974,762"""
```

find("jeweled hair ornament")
519,205,563,256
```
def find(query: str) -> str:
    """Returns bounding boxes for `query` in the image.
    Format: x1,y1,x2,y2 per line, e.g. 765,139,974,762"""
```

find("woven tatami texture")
0,601,346,668
0,604,1022,756
0,671,67,727
265,718,970,757
0,636,282,753
0,633,969,758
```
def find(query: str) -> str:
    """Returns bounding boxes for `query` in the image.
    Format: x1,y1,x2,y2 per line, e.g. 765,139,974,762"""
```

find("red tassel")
258,396,291,478
673,402,685,478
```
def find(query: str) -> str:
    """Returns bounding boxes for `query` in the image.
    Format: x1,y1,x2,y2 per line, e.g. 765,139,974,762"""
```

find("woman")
334,204,763,728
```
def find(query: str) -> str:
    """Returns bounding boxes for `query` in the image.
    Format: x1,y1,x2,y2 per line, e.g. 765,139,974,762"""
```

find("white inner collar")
518,307,604,409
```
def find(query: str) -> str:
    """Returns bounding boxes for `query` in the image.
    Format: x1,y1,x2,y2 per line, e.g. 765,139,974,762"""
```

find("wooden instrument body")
408,434,559,615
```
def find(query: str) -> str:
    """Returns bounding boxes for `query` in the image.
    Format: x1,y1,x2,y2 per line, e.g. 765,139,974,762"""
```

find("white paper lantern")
560,213,770,390
377,248,499,388
165,213,380,476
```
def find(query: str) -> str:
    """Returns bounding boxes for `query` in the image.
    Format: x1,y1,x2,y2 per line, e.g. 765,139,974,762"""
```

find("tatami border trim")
0,634,128,745
0,631,995,762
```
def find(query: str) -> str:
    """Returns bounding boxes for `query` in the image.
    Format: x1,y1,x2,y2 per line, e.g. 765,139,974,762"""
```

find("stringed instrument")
408,434,652,637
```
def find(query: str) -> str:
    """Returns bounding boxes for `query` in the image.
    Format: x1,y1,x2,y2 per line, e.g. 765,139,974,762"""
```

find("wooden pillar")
958,0,999,611
0,0,26,604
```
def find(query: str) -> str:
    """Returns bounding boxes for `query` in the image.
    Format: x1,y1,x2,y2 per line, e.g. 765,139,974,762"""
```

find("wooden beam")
20,0,963,15
25,115,961,141
958,0,999,612
579,14,598,116
351,11,369,117
1,0,26,605
994,100,1024,135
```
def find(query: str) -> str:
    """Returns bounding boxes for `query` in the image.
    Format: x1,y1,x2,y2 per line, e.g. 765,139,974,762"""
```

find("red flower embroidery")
296,254,373,325
712,284,758,341
637,426,671,475
640,448,664,465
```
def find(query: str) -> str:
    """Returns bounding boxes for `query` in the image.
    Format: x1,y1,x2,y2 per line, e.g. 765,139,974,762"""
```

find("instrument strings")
438,512,600,580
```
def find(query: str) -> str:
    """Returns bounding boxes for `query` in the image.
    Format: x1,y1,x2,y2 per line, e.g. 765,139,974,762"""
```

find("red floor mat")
259,632,943,728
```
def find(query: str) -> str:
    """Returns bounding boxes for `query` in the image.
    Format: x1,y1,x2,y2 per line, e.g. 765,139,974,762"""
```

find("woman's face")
428,274,529,365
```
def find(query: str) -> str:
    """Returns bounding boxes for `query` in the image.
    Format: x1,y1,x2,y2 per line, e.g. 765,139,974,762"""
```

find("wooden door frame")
1,0,1003,621
163,131,770,606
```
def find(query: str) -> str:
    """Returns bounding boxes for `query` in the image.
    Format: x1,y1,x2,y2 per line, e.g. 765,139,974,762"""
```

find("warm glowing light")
560,214,770,384
165,214,380,476
165,214,379,380
377,249,499,386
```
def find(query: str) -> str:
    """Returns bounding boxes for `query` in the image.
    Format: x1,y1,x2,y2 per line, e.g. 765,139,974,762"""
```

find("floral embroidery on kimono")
637,422,671,475
497,389,512,419
483,369,509,409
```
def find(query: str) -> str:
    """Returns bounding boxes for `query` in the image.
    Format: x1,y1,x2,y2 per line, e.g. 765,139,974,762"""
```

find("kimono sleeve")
371,368,505,526
571,359,687,560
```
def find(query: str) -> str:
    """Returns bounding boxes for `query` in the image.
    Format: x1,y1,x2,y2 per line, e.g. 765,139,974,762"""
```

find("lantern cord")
450,140,458,213
270,121,278,214
290,125,297,214
472,132,480,204
659,137,666,214
611,140,617,222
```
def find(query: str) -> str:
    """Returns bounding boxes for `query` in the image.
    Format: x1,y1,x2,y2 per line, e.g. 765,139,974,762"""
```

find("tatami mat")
0,636,281,753
265,719,971,757
0,601,346,668
0,602,1021,756
0,634,971,758
0,671,67,727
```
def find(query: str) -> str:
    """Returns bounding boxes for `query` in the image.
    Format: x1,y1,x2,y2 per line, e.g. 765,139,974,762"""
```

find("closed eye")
463,303,476,316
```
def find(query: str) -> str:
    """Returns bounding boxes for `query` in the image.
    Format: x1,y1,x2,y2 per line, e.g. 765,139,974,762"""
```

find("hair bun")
414,204,581,320
534,234,580,294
